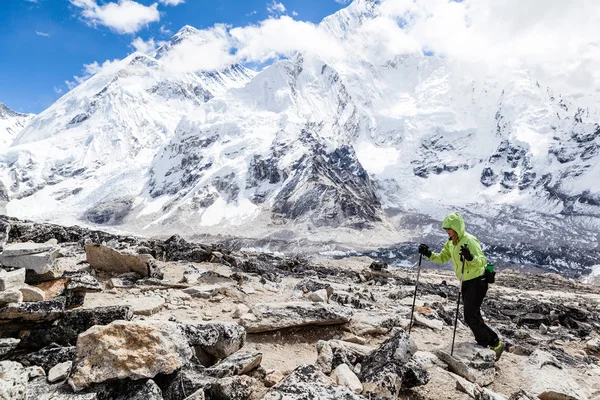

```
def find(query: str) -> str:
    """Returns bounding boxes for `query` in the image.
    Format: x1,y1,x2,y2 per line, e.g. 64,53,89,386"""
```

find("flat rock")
69,321,193,392
1,242,57,257
0,247,59,274
262,364,367,400
413,313,444,331
20,284,45,302
0,268,26,291
34,279,67,299
48,361,72,384
129,296,165,316
239,301,353,333
434,342,496,386
84,244,153,278
207,350,262,377
182,285,222,298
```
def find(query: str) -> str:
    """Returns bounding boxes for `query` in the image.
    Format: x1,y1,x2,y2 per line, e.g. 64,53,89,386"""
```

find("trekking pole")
451,256,466,356
408,254,423,335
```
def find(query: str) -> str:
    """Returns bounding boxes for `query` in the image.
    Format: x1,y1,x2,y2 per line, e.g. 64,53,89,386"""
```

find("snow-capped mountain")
1,1,599,276
0,103,33,148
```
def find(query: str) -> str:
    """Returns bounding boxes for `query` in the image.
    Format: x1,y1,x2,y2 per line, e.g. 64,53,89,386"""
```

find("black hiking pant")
462,274,499,347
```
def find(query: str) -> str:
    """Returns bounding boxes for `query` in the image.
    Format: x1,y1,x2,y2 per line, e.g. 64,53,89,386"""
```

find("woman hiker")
418,212,505,360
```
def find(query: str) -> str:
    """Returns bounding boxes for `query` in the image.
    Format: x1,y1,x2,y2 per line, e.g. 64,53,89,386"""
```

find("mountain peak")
319,0,379,38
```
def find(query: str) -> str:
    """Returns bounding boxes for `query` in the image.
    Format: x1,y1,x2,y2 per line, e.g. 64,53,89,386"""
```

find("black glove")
418,243,432,258
460,244,474,262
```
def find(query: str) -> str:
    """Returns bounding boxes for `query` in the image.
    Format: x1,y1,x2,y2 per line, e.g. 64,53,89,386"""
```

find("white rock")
0,289,23,307
413,313,444,331
331,364,363,394
129,297,165,316
307,289,329,303
0,268,26,291
1,242,57,257
19,285,45,302
0,361,28,400
48,361,72,383
0,247,59,274
523,350,589,400
26,366,45,380
434,342,496,386
232,304,250,319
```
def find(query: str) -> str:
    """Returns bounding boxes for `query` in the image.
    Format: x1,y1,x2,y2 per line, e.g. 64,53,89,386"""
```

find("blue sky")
0,0,349,114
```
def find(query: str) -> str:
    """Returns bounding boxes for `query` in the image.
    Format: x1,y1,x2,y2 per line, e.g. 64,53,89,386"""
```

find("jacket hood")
442,212,465,238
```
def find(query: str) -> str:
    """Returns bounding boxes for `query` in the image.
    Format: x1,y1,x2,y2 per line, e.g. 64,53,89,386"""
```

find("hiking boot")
491,341,505,361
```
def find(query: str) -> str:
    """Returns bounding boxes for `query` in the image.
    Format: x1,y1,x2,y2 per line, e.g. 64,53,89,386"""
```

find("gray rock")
207,350,262,377
0,338,20,358
0,288,23,306
0,361,28,400
360,329,429,397
69,321,193,391
19,305,133,349
183,389,205,400
523,350,588,400
262,364,367,400
0,268,26,291
0,300,64,338
48,361,72,384
434,342,496,386
181,322,246,359
129,296,165,316
16,344,76,373
585,338,600,356
412,313,444,331
307,289,329,303
183,285,223,299
316,339,373,373
206,375,255,400
0,247,59,274
239,301,353,333
2,243,57,257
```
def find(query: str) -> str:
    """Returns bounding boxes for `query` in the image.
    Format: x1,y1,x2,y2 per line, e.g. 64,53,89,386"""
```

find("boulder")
48,361,72,384
0,300,64,337
345,311,408,336
522,350,588,400
19,305,134,349
20,285,45,302
239,302,353,333
181,322,246,359
69,321,193,391
0,244,59,274
331,363,363,394
84,244,155,278
262,364,367,400
205,376,255,400
0,288,23,306
360,329,429,398
0,361,28,400
434,342,496,386
0,268,26,291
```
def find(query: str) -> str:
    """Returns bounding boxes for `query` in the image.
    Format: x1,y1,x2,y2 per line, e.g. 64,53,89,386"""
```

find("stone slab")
0,268,26,291
2,242,58,257
0,249,59,274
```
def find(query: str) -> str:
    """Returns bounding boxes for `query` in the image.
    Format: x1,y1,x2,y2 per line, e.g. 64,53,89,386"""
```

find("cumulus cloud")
65,59,121,89
131,37,164,54
67,0,600,96
70,0,160,34
266,1,286,15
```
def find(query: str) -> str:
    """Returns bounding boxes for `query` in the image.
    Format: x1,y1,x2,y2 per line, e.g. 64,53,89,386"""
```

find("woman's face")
444,228,457,241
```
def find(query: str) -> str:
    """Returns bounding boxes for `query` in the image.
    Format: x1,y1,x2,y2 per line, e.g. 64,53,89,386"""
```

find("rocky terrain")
0,215,599,400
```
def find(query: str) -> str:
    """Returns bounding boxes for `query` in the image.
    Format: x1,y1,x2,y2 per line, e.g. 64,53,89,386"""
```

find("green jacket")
427,213,486,281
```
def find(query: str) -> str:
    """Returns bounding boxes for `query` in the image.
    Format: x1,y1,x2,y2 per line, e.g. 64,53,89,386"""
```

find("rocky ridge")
0,216,598,399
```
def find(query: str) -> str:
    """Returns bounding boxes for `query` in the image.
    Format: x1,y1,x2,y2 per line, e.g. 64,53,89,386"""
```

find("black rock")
15,343,76,372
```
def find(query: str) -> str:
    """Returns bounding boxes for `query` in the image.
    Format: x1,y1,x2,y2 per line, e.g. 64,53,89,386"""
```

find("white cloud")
246,10,257,16
292,11,298,16
231,16,344,64
35,31,50,37
53,86,63,95
266,1,286,15
131,36,163,54
159,0,184,5
159,25,172,35
334,0,351,3
70,0,160,34
65,59,121,90
160,25,237,74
